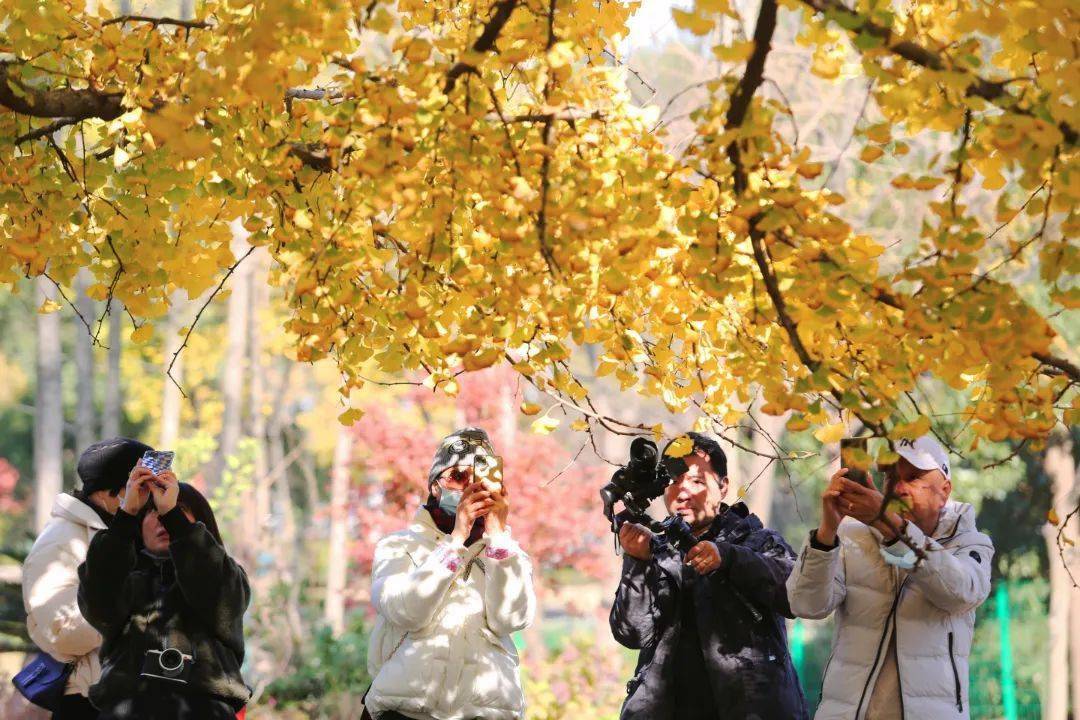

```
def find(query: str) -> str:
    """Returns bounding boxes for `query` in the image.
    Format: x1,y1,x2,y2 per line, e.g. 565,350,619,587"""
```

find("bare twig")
166,247,256,398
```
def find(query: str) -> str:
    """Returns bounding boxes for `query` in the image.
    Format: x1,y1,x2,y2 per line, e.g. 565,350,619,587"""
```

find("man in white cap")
787,434,994,720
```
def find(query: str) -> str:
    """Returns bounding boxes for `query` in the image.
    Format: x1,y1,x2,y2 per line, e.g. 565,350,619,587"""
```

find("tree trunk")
102,304,123,438
73,270,96,456
210,230,251,487
159,296,185,449
1043,429,1076,720
242,251,269,555
325,427,354,635
740,409,787,528
34,278,64,531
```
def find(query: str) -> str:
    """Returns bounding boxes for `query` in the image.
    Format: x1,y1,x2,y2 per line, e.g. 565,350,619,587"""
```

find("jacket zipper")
854,573,908,720
948,632,963,712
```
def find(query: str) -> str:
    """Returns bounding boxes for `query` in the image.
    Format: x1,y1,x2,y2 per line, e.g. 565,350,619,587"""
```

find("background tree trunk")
243,250,270,557
325,426,353,635
1042,429,1076,720
102,305,122,438
210,230,251,487
34,278,63,531
72,270,96,457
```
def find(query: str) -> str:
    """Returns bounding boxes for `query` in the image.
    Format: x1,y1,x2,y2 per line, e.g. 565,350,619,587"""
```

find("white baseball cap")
895,434,950,479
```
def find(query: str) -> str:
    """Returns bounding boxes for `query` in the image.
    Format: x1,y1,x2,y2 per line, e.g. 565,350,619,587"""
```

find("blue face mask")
437,488,462,515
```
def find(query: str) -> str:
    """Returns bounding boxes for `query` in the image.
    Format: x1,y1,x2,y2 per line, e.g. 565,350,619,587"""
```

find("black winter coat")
77,507,251,717
610,503,808,720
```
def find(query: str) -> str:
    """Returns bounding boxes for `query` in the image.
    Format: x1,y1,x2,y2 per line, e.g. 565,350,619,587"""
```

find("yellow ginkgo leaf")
1047,507,1060,526
130,324,154,344
293,209,313,229
664,435,694,457
38,299,62,314
520,402,541,416
338,408,364,425
814,422,846,444
530,416,560,435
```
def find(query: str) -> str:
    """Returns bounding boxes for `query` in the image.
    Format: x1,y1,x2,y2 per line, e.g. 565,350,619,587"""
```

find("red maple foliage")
347,367,611,581
0,459,22,513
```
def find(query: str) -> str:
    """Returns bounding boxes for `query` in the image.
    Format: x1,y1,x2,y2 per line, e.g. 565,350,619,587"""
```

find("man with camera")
786,434,994,719
609,432,808,720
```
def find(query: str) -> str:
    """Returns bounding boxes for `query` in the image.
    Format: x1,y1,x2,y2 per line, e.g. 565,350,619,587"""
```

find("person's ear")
942,477,952,499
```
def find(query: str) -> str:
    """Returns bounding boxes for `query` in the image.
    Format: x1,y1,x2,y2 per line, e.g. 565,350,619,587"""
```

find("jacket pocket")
948,631,963,713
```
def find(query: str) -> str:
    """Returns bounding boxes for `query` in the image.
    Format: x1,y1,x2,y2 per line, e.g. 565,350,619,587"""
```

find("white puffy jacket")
22,493,107,697
787,501,994,720
366,509,536,720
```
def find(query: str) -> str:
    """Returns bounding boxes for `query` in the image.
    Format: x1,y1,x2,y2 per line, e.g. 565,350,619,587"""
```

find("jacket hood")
52,493,109,531
709,502,762,540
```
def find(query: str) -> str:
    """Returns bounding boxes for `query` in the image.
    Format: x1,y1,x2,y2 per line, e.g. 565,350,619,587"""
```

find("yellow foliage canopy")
0,0,1076,445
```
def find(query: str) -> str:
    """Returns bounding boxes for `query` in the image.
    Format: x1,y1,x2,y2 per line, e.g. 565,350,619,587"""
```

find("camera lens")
158,648,184,672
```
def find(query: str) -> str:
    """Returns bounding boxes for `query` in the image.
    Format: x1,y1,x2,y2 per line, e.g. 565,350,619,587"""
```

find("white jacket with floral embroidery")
366,508,536,720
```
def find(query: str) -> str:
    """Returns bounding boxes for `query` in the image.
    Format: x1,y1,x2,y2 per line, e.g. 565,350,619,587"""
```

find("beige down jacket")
366,509,536,720
22,494,107,697
786,501,994,720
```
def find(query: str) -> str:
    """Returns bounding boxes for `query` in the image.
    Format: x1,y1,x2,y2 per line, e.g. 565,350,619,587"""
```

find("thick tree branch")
101,15,211,29
798,0,1076,145
0,63,124,121
1034,352,1080,383
444,0,519,93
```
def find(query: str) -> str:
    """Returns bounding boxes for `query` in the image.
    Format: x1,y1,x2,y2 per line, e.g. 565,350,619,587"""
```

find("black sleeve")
77,509,140,639
160,509,251,654
609,547,680,650
712,528,798,618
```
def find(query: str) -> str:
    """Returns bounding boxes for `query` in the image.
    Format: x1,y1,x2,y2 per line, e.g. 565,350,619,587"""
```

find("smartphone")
140,450,175,477
839,437,871,487
474,454,504,491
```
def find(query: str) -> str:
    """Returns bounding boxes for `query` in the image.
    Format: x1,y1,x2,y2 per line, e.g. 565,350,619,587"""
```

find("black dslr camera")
140,645,195,684
600,437,699,554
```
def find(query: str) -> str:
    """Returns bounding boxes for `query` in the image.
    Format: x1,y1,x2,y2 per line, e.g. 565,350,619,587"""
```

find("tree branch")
0,63,124,120
444,0,519,93
101,15,212,29
14,116,79,145
797,0,1076,145
1033,352,1080,383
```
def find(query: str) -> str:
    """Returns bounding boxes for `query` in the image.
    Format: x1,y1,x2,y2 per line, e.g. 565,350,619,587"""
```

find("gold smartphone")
474,454,504,491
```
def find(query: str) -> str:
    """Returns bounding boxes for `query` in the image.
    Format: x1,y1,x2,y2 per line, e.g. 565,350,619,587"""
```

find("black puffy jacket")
77,507,251,717
610,503,808,720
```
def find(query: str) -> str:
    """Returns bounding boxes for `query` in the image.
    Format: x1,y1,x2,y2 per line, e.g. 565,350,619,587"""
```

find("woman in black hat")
77,464,251,719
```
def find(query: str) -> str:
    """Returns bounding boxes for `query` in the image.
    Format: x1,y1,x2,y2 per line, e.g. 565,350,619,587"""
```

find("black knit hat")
77,437,154,494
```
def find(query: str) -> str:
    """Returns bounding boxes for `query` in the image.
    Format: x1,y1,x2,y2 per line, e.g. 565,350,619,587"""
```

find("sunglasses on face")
440,467,473,489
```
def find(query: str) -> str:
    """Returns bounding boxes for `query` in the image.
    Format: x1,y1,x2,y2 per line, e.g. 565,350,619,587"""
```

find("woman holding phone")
77,461,251,719
363,427,536,720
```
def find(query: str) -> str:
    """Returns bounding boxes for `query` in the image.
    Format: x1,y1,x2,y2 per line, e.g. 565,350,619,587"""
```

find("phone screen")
839,437,871,487
141,450,175,476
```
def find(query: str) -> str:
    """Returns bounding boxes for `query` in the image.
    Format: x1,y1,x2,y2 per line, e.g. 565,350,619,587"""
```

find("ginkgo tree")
1,0,1076,461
